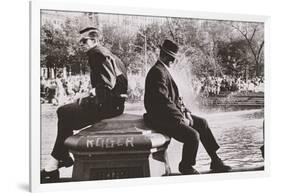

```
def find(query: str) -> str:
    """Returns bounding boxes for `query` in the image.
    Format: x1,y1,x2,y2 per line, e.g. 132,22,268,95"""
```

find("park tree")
61,17,89,75
41,11,264,81
161,18,224,78
102,24,137,69
41,13,98,78
217,39,255,79
41,21,69,78
133,22,167,73
231,22,264,77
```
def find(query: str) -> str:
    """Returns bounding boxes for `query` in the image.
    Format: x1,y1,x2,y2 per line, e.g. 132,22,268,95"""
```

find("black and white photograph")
39,8,265,185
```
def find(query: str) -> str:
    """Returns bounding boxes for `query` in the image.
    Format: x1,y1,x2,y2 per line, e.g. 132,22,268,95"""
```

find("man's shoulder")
89,45,111,57
149,62,167,76
146,62,168,82
151,61,166,71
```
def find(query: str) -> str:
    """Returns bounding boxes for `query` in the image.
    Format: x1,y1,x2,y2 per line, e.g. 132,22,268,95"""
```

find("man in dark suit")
41,27,128,182
143,39,231,174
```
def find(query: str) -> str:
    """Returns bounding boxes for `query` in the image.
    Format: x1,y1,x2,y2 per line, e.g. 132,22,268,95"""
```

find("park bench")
64,113,171,181
206,94,264,108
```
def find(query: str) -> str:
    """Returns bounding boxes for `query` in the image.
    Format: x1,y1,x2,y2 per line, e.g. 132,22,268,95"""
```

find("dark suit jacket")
87,45,128,106
144,60,187,127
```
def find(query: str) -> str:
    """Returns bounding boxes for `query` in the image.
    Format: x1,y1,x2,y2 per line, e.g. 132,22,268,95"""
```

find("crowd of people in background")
40,72,145,106
41,73,264,106
41,75,92,106
192,75,264,97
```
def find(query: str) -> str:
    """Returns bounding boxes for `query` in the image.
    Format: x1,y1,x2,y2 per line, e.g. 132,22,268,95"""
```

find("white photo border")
30,0,271,192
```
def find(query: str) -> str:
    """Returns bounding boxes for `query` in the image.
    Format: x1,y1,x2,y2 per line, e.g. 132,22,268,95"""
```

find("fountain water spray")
170,54,200,113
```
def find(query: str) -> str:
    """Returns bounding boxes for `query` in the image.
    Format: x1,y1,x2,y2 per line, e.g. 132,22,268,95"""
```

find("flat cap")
79,27,101,39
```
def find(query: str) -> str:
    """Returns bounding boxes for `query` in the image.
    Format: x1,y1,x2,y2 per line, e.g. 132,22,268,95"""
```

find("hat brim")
79,27,99,34
159,45,178,58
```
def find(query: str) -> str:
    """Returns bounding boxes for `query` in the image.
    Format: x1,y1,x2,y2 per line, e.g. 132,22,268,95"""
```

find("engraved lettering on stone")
116,138,123,146
95,138,105,148
100,138,105,148
125,137,134,147
86,136,135,148
105,138,115,148
87,139,94,148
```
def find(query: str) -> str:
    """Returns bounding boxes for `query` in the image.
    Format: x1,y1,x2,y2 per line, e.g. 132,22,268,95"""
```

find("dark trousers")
51,100,124,161
149,115,219,167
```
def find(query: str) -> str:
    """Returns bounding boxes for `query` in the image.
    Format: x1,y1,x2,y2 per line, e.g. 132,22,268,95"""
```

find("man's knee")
56,104,79,133
189,129,200,142
194,116,209,130
200,118,209,128
56,105,66,119
56,103,77,119
180,124,200,143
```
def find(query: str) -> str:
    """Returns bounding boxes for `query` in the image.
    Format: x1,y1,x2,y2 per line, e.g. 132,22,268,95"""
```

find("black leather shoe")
210,158,232,172
179,166,200,175
58,156,74,168
41,169,60,183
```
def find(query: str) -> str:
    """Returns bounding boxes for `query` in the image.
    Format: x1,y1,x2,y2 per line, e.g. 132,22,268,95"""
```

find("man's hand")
89,88,96,96
78,96,89,106
77,88,96,106
185,112,194,126
183,118,191,126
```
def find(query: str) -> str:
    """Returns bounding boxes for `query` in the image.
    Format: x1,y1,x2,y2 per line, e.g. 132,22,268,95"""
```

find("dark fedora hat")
159,39,179,58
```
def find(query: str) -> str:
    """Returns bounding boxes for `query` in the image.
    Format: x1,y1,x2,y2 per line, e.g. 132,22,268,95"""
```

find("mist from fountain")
170,55,201,114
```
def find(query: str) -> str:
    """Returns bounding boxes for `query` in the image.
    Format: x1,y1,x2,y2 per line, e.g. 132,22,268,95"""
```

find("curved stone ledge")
64,113,171,180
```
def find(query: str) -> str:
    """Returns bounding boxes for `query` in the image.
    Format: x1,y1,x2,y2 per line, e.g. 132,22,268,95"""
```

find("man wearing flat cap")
143,39,231,174
41,27,128,182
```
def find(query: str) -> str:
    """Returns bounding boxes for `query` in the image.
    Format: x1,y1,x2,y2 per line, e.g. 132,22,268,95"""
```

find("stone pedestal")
64,114,171,181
